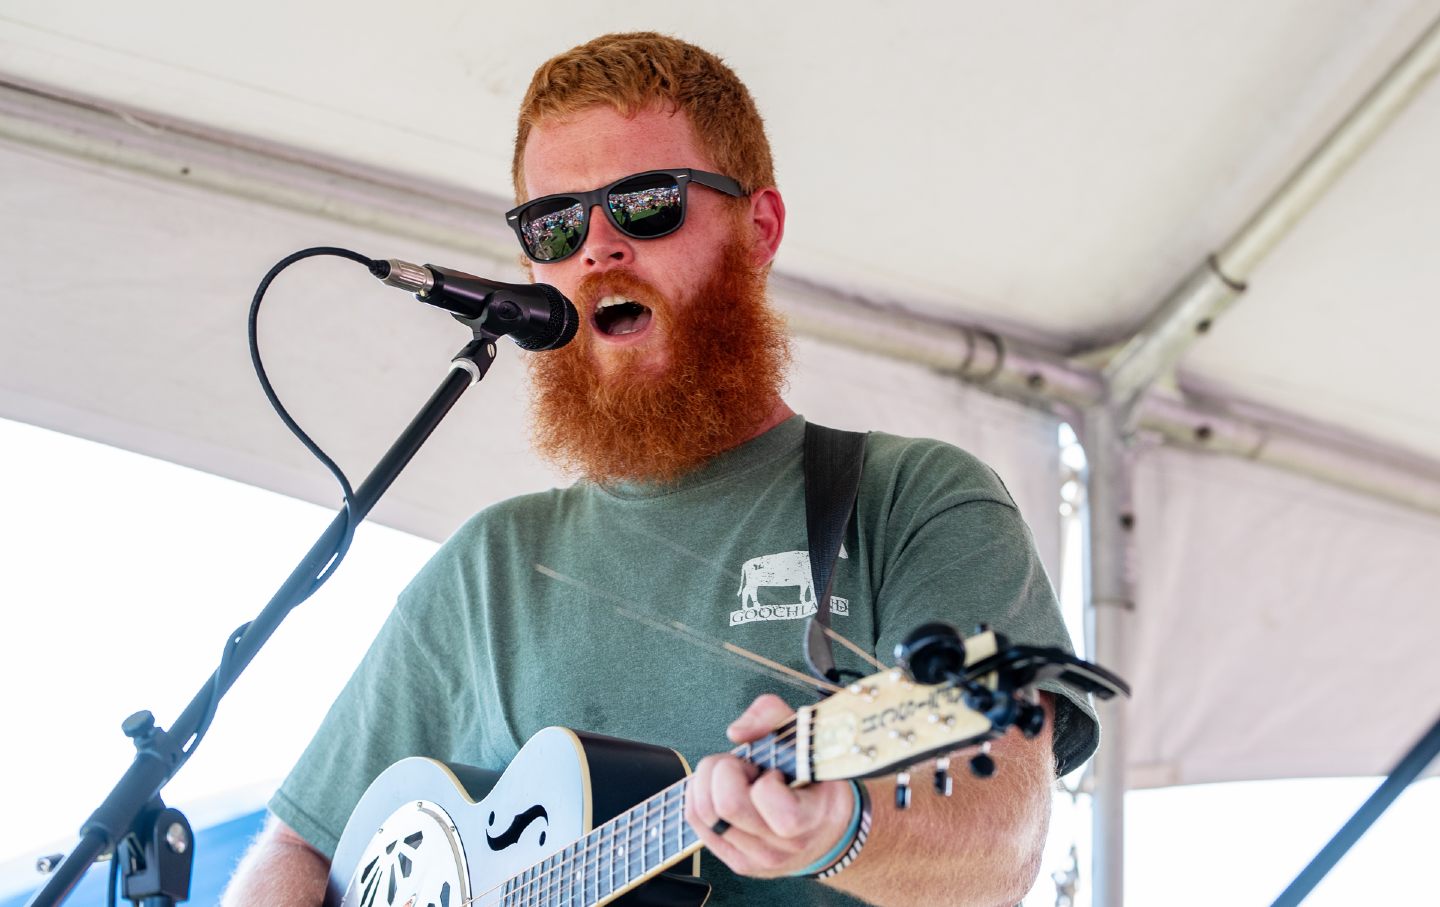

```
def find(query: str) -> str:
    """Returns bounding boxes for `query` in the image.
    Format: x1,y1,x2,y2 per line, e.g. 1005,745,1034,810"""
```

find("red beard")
527,240,791,486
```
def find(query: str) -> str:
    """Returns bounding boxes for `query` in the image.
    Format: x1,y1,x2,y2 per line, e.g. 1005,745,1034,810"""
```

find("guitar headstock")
795,623,1128,804
801,628,1003,784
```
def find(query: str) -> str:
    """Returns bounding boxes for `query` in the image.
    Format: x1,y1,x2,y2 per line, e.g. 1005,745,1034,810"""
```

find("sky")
0,416,1434,905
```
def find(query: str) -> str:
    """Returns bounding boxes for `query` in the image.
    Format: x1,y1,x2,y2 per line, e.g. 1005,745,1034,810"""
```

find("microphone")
374,259,579,351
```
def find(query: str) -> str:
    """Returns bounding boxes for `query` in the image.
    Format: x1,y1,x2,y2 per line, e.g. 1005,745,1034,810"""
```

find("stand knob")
894,622,966,684
122,710,156,741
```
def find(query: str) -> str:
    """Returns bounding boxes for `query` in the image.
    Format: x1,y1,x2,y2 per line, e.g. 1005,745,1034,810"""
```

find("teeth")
596,295,637,310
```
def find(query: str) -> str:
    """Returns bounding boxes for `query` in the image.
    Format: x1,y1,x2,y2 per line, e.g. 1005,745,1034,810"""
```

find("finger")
694,821,795,879
749,769,819,841
685,754,722,833
709,757,766,836
726,693,795,743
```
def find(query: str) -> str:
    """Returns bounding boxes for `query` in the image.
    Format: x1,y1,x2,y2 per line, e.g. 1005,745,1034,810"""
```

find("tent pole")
1080,18,1440,902
1080,405,1134,907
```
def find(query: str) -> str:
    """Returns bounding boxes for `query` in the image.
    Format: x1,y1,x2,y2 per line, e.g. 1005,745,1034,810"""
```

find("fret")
567,846,578,907
544,848,557,907
680,781,700,850
661,797,672,865
628,807,638,871
581,834,594,906
641,797,653,875
643,795,658,871
631,806,641,877
673,784,689,852
658,787,676,864
541,851,556,907
605,819,616,899
617,811,630,884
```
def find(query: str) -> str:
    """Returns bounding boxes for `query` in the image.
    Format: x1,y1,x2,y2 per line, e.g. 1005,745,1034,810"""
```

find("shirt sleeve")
866,440,1100,777
268,586,475,858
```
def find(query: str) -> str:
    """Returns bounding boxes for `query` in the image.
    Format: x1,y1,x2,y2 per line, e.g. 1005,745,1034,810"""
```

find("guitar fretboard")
498,720,800,907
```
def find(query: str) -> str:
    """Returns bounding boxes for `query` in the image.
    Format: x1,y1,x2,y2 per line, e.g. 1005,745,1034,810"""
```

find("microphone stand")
29,327,505,907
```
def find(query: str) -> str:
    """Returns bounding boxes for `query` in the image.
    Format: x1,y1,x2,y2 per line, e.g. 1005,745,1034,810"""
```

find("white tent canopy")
3,2,1440,901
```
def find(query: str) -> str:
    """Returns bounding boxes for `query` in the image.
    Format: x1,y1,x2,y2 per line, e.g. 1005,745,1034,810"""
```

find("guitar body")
327,727,711,907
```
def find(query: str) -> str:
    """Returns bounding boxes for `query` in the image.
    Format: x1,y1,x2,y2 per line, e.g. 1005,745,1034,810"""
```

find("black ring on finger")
711,819,731,835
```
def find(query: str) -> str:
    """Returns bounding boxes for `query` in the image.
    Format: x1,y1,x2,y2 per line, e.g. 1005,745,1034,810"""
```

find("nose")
581,204,633,268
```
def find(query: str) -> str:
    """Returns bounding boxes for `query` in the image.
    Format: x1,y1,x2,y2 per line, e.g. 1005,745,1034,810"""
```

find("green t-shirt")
272,415,1097,904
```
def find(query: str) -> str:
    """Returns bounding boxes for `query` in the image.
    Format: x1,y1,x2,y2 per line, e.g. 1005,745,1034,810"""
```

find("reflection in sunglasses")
609,185,680,225
523,203,585,261
520,182,685,261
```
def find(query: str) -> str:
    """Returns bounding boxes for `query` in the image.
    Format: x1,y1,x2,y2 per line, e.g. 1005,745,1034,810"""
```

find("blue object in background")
4,810,266,907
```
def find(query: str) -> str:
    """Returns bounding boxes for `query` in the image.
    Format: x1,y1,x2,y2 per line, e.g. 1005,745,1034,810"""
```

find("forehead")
522,105,714,199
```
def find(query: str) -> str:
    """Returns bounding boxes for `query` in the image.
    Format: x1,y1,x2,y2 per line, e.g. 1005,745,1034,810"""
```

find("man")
225,32,1096,906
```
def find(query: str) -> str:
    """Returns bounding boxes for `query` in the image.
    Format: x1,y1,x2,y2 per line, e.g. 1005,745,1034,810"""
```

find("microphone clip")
375,259,578,351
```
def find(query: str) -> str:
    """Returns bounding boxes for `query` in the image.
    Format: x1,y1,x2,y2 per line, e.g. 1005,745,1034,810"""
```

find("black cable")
179,246,385,767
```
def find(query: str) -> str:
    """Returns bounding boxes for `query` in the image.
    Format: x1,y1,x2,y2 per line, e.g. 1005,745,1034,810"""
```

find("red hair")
513,32,776,202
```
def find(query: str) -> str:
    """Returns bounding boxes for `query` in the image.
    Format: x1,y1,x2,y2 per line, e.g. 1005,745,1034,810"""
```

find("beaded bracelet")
792,780,873,880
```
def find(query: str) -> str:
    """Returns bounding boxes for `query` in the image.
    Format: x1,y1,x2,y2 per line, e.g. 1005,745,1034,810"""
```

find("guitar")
327,623,1128,907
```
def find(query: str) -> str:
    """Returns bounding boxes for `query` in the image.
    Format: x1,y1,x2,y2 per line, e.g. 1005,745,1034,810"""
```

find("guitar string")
463,727,800,907
469,661,983,907
456,666,981,907
457,725,803,907
821,624,888,671
533,563,845,695
463,564,888,905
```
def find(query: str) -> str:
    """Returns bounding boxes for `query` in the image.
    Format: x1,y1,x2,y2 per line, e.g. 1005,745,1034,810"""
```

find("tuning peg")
895,771,912,810
1018,701,1046,738
894,622,966,684
934,757,953,797
962,683,997,714
969,752,996,779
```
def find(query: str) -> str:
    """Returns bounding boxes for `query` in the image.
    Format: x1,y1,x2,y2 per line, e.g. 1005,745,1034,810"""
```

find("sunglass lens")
608,174,683,238
519,197,585,262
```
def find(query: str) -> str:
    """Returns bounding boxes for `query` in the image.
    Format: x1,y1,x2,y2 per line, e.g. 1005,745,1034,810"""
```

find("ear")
745,187,786,268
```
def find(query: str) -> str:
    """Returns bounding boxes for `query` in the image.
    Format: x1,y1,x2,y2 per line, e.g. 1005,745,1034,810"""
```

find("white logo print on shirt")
730,546,849,626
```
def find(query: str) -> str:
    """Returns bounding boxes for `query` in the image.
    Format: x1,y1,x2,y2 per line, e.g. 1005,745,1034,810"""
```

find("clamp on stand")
106,712,194,906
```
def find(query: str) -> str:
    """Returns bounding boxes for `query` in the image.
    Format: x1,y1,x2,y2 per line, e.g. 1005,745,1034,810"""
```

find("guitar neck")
498,720,801,907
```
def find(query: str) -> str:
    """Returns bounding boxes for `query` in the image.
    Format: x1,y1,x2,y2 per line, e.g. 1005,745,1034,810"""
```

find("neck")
737,397,795,446
499,719,802,906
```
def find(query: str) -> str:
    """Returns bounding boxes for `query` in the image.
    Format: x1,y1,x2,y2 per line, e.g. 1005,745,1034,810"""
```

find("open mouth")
594,295,653,337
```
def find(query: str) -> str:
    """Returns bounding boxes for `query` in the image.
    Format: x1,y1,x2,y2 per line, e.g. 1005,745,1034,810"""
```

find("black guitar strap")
802,421,867,685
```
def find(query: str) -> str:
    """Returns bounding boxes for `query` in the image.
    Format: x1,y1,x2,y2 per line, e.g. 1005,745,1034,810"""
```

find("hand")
684,694,858,879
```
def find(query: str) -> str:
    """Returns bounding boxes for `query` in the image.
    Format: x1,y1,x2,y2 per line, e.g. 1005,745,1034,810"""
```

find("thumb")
726,693,794,743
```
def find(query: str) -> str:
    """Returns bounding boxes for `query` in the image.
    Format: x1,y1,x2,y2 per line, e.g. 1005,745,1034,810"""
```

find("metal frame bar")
1077,14,1440,904
5,74,1440,515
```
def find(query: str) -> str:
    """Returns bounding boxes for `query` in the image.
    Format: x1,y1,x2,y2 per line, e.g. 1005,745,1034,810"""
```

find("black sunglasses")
506,168,746,263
